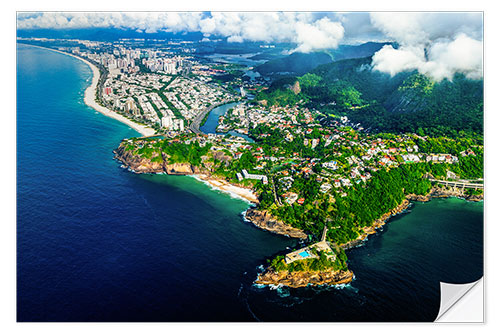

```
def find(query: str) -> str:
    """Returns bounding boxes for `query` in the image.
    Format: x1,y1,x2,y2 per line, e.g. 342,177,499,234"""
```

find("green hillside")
254,52,333,77
256,56,483,137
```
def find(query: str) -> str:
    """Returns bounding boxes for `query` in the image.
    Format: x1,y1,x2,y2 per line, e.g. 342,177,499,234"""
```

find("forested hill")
253,42,392,78
254,52,333,77
329,42,394,62
257,56,483,137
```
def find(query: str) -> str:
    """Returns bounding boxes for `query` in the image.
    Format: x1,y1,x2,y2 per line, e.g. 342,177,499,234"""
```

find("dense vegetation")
161,141,211,166
254,52,333,77
269,248,348,273
257,56,483,138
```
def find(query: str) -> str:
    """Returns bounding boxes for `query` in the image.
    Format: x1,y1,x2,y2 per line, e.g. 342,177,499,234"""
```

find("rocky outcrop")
114,144,199,175
164,163,195,175
113,146,164,173
406,186,483,202
429,186,483,202
245,208,307,239
289,80,301,94
256,268,353,288
405,193,431,202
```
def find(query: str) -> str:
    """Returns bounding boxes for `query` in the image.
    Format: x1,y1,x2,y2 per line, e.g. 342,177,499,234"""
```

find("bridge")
429,179,483,190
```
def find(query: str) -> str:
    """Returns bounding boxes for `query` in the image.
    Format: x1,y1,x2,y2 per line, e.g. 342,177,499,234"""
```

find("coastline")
340,186,484,250
340,199,412,250
191,173,259,204
23,43,156,137
113,139,258,204
255,268,354,289
243,208,308,239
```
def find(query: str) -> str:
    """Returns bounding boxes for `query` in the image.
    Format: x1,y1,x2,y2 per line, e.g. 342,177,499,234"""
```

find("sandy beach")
29,44,156,137
193,174,259,204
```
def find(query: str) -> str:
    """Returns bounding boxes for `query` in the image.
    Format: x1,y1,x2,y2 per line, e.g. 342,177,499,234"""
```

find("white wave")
333,282,351,289
189,174,252,204
240,210,251,223
252,282,266,289
269,283,284,290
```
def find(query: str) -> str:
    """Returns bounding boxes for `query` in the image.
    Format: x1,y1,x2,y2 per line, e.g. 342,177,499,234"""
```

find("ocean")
17,44,483,322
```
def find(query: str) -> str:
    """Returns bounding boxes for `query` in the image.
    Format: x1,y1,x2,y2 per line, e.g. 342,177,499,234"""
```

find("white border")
4,1,499,332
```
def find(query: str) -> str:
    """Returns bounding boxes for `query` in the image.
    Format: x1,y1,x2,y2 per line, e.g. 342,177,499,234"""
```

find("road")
429,179,484,189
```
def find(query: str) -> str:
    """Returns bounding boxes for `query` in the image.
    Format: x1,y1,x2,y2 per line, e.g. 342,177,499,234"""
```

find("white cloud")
294,17,344,53
372,45,425,77
16,12,205,32
16,11,484,71
369,12,483,81
17,12,346,53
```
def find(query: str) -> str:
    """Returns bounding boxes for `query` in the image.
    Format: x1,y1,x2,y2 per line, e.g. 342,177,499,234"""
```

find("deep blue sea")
17,44,484,322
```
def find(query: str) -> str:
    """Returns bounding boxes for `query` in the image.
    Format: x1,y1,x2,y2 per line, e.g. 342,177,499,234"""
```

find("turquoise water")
17,43,483,322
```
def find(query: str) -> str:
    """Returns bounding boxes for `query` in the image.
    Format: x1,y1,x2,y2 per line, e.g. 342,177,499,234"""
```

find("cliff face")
256,268,353,288
245,208,307,239
114,146,164,173
114,144,199,175
163,163,196,175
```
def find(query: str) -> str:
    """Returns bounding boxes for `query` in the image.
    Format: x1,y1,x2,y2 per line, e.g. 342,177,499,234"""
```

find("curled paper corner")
435,277,483,322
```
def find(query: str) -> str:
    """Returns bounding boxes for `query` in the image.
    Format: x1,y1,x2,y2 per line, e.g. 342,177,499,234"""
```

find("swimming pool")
299,251,310,258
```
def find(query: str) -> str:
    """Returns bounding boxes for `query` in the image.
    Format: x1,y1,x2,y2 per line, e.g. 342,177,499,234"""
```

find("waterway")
200,101,254,142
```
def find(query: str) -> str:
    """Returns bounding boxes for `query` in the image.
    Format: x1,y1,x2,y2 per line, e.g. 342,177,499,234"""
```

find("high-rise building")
113,98,122,110
125,97,139,116
161,116,173,129
172,118,184,132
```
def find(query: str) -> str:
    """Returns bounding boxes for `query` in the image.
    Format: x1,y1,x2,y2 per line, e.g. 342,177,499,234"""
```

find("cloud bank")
17,12,484,80
370,12,483,81
17,12,345,53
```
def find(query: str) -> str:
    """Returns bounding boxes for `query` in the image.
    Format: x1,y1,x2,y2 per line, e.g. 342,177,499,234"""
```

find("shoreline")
190,173,259,204
22,43,156,137
113,143,258,204
340,187,484,250
255,268,354,289
340,199,412,250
